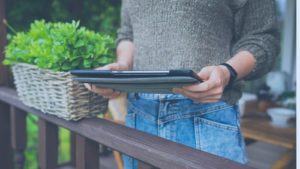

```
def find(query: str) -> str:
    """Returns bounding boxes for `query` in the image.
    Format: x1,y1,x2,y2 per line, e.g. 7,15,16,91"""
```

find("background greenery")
6,0,121,35
6,0,121,168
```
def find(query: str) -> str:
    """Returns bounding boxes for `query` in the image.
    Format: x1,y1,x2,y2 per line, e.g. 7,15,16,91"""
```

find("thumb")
197,66,214,80
96,63,120,71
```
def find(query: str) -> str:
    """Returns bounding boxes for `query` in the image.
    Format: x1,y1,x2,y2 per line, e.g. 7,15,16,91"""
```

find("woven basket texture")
12,63,108,120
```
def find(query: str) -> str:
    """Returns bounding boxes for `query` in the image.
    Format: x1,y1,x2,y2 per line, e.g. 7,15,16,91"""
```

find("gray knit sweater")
117,0,280,104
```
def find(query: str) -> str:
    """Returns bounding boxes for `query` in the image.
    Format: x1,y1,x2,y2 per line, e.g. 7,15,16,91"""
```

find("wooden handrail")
0,87,255,169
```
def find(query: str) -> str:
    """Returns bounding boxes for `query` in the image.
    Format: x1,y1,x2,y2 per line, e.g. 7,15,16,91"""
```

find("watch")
219,63,238,89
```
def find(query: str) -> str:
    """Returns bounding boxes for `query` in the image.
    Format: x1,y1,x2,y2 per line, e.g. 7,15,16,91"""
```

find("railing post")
38,118,58,169
75,134,99,169
10,106,27,169
0,0,14,166
0,103,13,169
70,132,76,167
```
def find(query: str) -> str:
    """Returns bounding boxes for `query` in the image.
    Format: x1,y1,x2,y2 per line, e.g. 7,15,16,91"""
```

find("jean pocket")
194,117,247,163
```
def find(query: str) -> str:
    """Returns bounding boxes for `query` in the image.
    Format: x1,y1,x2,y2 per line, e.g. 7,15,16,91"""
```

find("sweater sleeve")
232,0,280,80
116,0,133,45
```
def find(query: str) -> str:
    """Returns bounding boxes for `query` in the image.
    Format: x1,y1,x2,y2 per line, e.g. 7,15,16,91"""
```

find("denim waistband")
128,92,189,100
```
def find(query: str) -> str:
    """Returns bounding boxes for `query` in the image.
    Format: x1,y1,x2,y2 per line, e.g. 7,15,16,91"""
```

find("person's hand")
84,62,130,99
173,65,230,103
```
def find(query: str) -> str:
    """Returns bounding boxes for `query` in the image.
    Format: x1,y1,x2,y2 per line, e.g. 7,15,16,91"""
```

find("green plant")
4,20,116,71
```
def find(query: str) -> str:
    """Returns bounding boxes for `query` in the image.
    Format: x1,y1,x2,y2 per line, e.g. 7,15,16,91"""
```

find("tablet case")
71,70,201,93
73,76,200,93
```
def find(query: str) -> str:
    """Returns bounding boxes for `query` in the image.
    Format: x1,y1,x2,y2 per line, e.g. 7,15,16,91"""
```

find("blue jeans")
123,93,247,169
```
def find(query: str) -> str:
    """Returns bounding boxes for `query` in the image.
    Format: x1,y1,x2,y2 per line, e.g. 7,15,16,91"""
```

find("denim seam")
159,104,232,124
158,100,165,138
125,112,136,129
198,118,239,131
127,101,157,123
194,117,201,149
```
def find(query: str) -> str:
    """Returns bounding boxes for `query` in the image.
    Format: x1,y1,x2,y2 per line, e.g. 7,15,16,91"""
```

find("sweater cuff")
234,44,271,80
116,28,133,46
116,37,133,46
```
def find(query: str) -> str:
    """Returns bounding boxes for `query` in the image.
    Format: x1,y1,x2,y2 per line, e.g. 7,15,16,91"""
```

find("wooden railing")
0,87,256,169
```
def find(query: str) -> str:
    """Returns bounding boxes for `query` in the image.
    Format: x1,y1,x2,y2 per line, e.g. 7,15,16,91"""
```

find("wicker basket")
11,63,108,120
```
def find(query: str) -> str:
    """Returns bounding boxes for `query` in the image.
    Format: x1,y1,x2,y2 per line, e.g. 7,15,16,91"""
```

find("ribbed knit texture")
117,0,280,104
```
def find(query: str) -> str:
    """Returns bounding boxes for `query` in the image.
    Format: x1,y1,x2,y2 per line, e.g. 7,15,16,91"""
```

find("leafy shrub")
6,0,121,34
4,20,116,71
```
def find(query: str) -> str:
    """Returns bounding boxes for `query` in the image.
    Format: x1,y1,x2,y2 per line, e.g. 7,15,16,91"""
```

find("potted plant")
3,20,115,120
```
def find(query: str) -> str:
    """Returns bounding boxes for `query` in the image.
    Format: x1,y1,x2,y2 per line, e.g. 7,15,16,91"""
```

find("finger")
182,82,214,92
182,83,203,92
104,92,122,99
183,83,224,96
190,88,223,99
193,69,225,92
90,85,118,96
194,94,222,103
190,79,216,92
96,63,119,70
173,88,203,100
177,86,222,100
84,83,92,90
197,66,214,80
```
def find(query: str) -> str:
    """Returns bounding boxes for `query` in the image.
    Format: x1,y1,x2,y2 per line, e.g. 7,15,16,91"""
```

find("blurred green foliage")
6,0,121,35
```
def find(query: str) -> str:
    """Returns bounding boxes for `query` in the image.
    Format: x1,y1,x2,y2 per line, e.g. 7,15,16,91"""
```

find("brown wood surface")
0,103,13,169
0,87,256,169
75,134,99,169
138,161,158,169
10,107,27,169
270,149,296,169
70,132,76,167
241,118,296,149
38,118,59,169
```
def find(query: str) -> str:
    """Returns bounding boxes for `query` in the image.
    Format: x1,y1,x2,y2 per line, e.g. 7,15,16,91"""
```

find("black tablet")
70,69,202,93
71,69,202,81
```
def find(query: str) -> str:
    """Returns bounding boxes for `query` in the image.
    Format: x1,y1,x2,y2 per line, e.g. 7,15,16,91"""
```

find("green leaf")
3,20,116,71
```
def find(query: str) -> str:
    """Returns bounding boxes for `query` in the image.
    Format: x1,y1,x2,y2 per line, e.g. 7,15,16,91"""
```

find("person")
85,0,279,168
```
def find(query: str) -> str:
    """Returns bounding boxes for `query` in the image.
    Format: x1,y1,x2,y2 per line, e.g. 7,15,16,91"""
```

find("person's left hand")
173,65,230,103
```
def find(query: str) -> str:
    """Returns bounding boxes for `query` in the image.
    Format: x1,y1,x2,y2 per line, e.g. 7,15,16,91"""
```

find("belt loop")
134,93,139,100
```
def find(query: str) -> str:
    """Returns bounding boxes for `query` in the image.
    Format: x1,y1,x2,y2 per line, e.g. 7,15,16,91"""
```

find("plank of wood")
270,149,296,169
75,134,99,169
241,118,296,149
0,87,255,169
138,161,158,169
70,132,76,167
10,107,27,169
0,103,13,169
38,118,59,169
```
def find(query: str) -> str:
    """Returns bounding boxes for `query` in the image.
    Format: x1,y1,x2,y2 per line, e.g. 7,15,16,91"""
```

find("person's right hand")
84,62,130,99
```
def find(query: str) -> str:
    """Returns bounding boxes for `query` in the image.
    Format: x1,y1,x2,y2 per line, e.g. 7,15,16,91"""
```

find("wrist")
218,63,238,89
218,65,231,86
